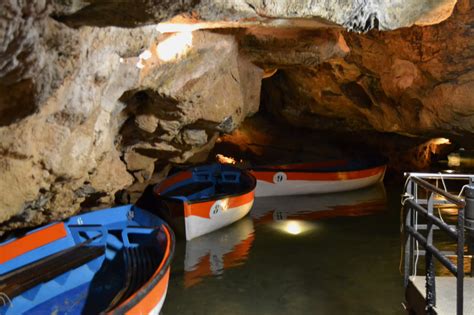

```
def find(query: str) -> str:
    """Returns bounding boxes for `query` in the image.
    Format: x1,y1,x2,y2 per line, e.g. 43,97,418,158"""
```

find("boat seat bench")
0,242,104,302
162,182,214,198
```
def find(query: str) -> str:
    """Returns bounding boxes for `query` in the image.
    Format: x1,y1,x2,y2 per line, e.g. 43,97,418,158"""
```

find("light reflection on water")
163,183,405,315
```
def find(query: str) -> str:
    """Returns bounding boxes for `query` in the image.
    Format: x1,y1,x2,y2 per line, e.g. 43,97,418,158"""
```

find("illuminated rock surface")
0,0,471,231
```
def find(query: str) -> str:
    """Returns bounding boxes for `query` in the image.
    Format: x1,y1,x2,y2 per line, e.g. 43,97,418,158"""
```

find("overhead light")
431,138,451,145
156,31,193,62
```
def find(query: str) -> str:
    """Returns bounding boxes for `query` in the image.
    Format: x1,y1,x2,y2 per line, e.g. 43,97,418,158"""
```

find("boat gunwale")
110,215,175,314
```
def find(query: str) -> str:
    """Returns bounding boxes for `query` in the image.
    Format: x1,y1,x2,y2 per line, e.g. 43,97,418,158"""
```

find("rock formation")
0,0,472,232
261,2,474,138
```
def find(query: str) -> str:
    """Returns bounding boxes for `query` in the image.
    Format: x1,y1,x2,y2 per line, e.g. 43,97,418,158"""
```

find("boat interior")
0,206,170,313
161,164,255,202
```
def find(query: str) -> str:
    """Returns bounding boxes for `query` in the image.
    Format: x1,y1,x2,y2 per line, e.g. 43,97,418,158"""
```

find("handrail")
406,226,458,275
403,172,472,315
409,176,465,206
405,199,458,239
404,172,474,180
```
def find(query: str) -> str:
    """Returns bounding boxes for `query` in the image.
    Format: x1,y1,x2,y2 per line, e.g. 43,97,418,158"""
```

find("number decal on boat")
210,200,229,218
273,172,287,184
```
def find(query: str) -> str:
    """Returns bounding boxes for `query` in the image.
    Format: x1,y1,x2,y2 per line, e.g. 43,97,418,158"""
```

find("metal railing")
403,172,474,315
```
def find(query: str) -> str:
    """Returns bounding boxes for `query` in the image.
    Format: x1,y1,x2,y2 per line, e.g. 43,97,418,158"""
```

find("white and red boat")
153,163,256,241
250,158,386,197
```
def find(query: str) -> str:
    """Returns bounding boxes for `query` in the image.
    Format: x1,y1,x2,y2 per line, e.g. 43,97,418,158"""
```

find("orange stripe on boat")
185,201,214,219
185,190,255,219
115,225,172,314
228,190,255,208
0,223,67,264
124,268,170,314
252,165,386,183
154,171,193,194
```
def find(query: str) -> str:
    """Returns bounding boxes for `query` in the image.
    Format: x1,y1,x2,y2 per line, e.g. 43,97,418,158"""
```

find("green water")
162,182,405,315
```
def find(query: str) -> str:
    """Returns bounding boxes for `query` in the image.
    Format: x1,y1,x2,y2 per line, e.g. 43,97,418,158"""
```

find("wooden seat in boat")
162,182,213,198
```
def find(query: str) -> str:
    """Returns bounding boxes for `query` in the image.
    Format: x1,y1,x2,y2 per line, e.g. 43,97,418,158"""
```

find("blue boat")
0,205,174,315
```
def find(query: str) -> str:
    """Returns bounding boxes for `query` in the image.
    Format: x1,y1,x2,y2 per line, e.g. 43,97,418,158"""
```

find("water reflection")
164,183,403,315
251,183,386,224
184,216,254,288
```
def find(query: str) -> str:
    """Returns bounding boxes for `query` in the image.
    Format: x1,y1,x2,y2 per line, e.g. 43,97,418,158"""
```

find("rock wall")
260,2,474,139
0,2,262,232
0,0,471,232
53,0,456,31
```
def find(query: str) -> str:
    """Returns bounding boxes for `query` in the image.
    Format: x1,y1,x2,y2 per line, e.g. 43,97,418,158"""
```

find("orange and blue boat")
250,157,387,197
0,205,174,315
153,163,256,241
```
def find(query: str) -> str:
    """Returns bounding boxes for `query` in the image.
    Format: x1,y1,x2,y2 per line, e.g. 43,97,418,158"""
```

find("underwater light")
271,220,316,236
285,221,302,235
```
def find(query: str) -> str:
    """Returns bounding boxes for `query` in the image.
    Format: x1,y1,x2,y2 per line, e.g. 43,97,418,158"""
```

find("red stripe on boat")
0,223,67,264
114,225,172,314
184,190,255,219
252,165,386,183
154,171,193,194
260,159,349,171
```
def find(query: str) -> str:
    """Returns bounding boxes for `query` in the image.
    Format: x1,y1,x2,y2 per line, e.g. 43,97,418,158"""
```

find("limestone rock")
52,0,456,31
0,17,263,231
0,0,471,234
119,31,263,174
261,4,474,137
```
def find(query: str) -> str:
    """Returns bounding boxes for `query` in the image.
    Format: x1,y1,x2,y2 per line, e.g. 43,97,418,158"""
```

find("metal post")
465,183,474,277
404,181,414,287
425,193,436,313
457,204,465,315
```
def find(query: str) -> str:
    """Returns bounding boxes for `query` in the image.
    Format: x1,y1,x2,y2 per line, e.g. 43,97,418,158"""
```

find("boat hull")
184,193,254,240
251,165,386,197
153,164,256,241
